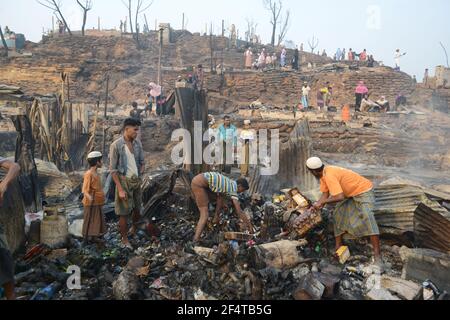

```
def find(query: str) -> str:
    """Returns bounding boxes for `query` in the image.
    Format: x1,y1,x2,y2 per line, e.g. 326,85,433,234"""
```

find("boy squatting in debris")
0,157,21,300
110,118,145,250
306,157,382,263
82,152,107,244
191,172,254,243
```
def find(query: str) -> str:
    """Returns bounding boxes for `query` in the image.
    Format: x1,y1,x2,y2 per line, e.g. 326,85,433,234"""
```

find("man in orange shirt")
306,157,381,263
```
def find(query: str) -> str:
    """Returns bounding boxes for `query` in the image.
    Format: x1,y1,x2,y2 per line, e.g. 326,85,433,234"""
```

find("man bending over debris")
110,118,145,250
306,157,382,263
0,157,21,300
191,172,253,243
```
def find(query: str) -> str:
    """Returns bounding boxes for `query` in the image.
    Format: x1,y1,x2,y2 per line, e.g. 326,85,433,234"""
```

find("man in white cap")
82,151,106,245
306,157,382,263
239,120,255,177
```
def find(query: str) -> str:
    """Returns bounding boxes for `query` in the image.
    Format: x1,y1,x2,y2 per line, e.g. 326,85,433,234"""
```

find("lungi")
333,190,380,238
115,175,142,216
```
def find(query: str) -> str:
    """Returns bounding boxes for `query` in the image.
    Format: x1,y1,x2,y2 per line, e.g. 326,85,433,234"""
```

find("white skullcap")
244,120,251,125
306,157,323,170
87,151,102,160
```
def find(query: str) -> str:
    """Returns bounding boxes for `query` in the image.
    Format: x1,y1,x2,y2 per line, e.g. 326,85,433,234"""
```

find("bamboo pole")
0,26,8,55
158,28,163,86
103,75,109,157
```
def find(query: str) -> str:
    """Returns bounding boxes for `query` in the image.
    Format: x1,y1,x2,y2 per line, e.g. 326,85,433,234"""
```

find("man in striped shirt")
191,172,253,242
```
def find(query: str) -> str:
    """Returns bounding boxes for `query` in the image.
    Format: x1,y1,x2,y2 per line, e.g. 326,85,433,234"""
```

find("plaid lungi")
333,190,380,238
115,175,142,217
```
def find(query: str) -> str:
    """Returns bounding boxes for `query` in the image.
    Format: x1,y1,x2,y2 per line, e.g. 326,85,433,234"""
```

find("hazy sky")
1,0,449,77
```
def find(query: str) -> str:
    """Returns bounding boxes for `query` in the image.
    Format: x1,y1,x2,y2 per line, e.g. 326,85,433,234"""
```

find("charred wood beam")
11,114,42,213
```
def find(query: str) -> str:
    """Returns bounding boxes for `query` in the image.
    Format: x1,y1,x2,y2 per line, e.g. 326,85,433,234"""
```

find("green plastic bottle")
315,243,321,254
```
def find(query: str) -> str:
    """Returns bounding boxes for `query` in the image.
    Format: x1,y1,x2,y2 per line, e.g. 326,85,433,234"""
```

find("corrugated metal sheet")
414,202,450,254
373,185,426,234
373,184,450,253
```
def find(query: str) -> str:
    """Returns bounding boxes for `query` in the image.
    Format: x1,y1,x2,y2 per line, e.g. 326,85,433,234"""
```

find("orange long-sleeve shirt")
82,170,105,207
320,166,373,198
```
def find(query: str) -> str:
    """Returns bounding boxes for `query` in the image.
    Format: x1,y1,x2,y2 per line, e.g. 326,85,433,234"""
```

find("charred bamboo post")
158,27,163,86
174,87,208,176
87,101,100,155
103,75,109,157
11,114,42,213
67,72,70,102
0,25,8,56
68,101,73,145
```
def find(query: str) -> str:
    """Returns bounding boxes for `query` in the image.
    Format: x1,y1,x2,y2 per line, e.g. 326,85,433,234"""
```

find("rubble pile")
0,30,448,304
9,176,449,301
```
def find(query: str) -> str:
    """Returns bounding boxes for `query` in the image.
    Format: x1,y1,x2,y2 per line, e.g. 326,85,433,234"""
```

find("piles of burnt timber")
249,119,317,197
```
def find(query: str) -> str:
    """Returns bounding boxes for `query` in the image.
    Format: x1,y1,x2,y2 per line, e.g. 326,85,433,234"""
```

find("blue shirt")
218,124,238,146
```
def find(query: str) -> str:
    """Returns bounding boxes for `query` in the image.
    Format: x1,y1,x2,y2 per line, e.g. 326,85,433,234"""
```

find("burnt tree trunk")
271,22,276,47
128,0,134,34
81,10,88,36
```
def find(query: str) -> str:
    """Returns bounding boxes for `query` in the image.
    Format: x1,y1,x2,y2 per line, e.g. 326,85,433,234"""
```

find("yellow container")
336,246,351,264
273,195,286,203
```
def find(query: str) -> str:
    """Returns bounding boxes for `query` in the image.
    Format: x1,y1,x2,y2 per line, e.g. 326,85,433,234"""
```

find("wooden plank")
224,232,254,242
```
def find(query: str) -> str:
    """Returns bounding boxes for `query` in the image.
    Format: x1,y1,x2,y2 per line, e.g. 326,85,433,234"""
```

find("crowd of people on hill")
244,46,300,71
333,48,376,67
297,79,410,115
244,46,383,72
